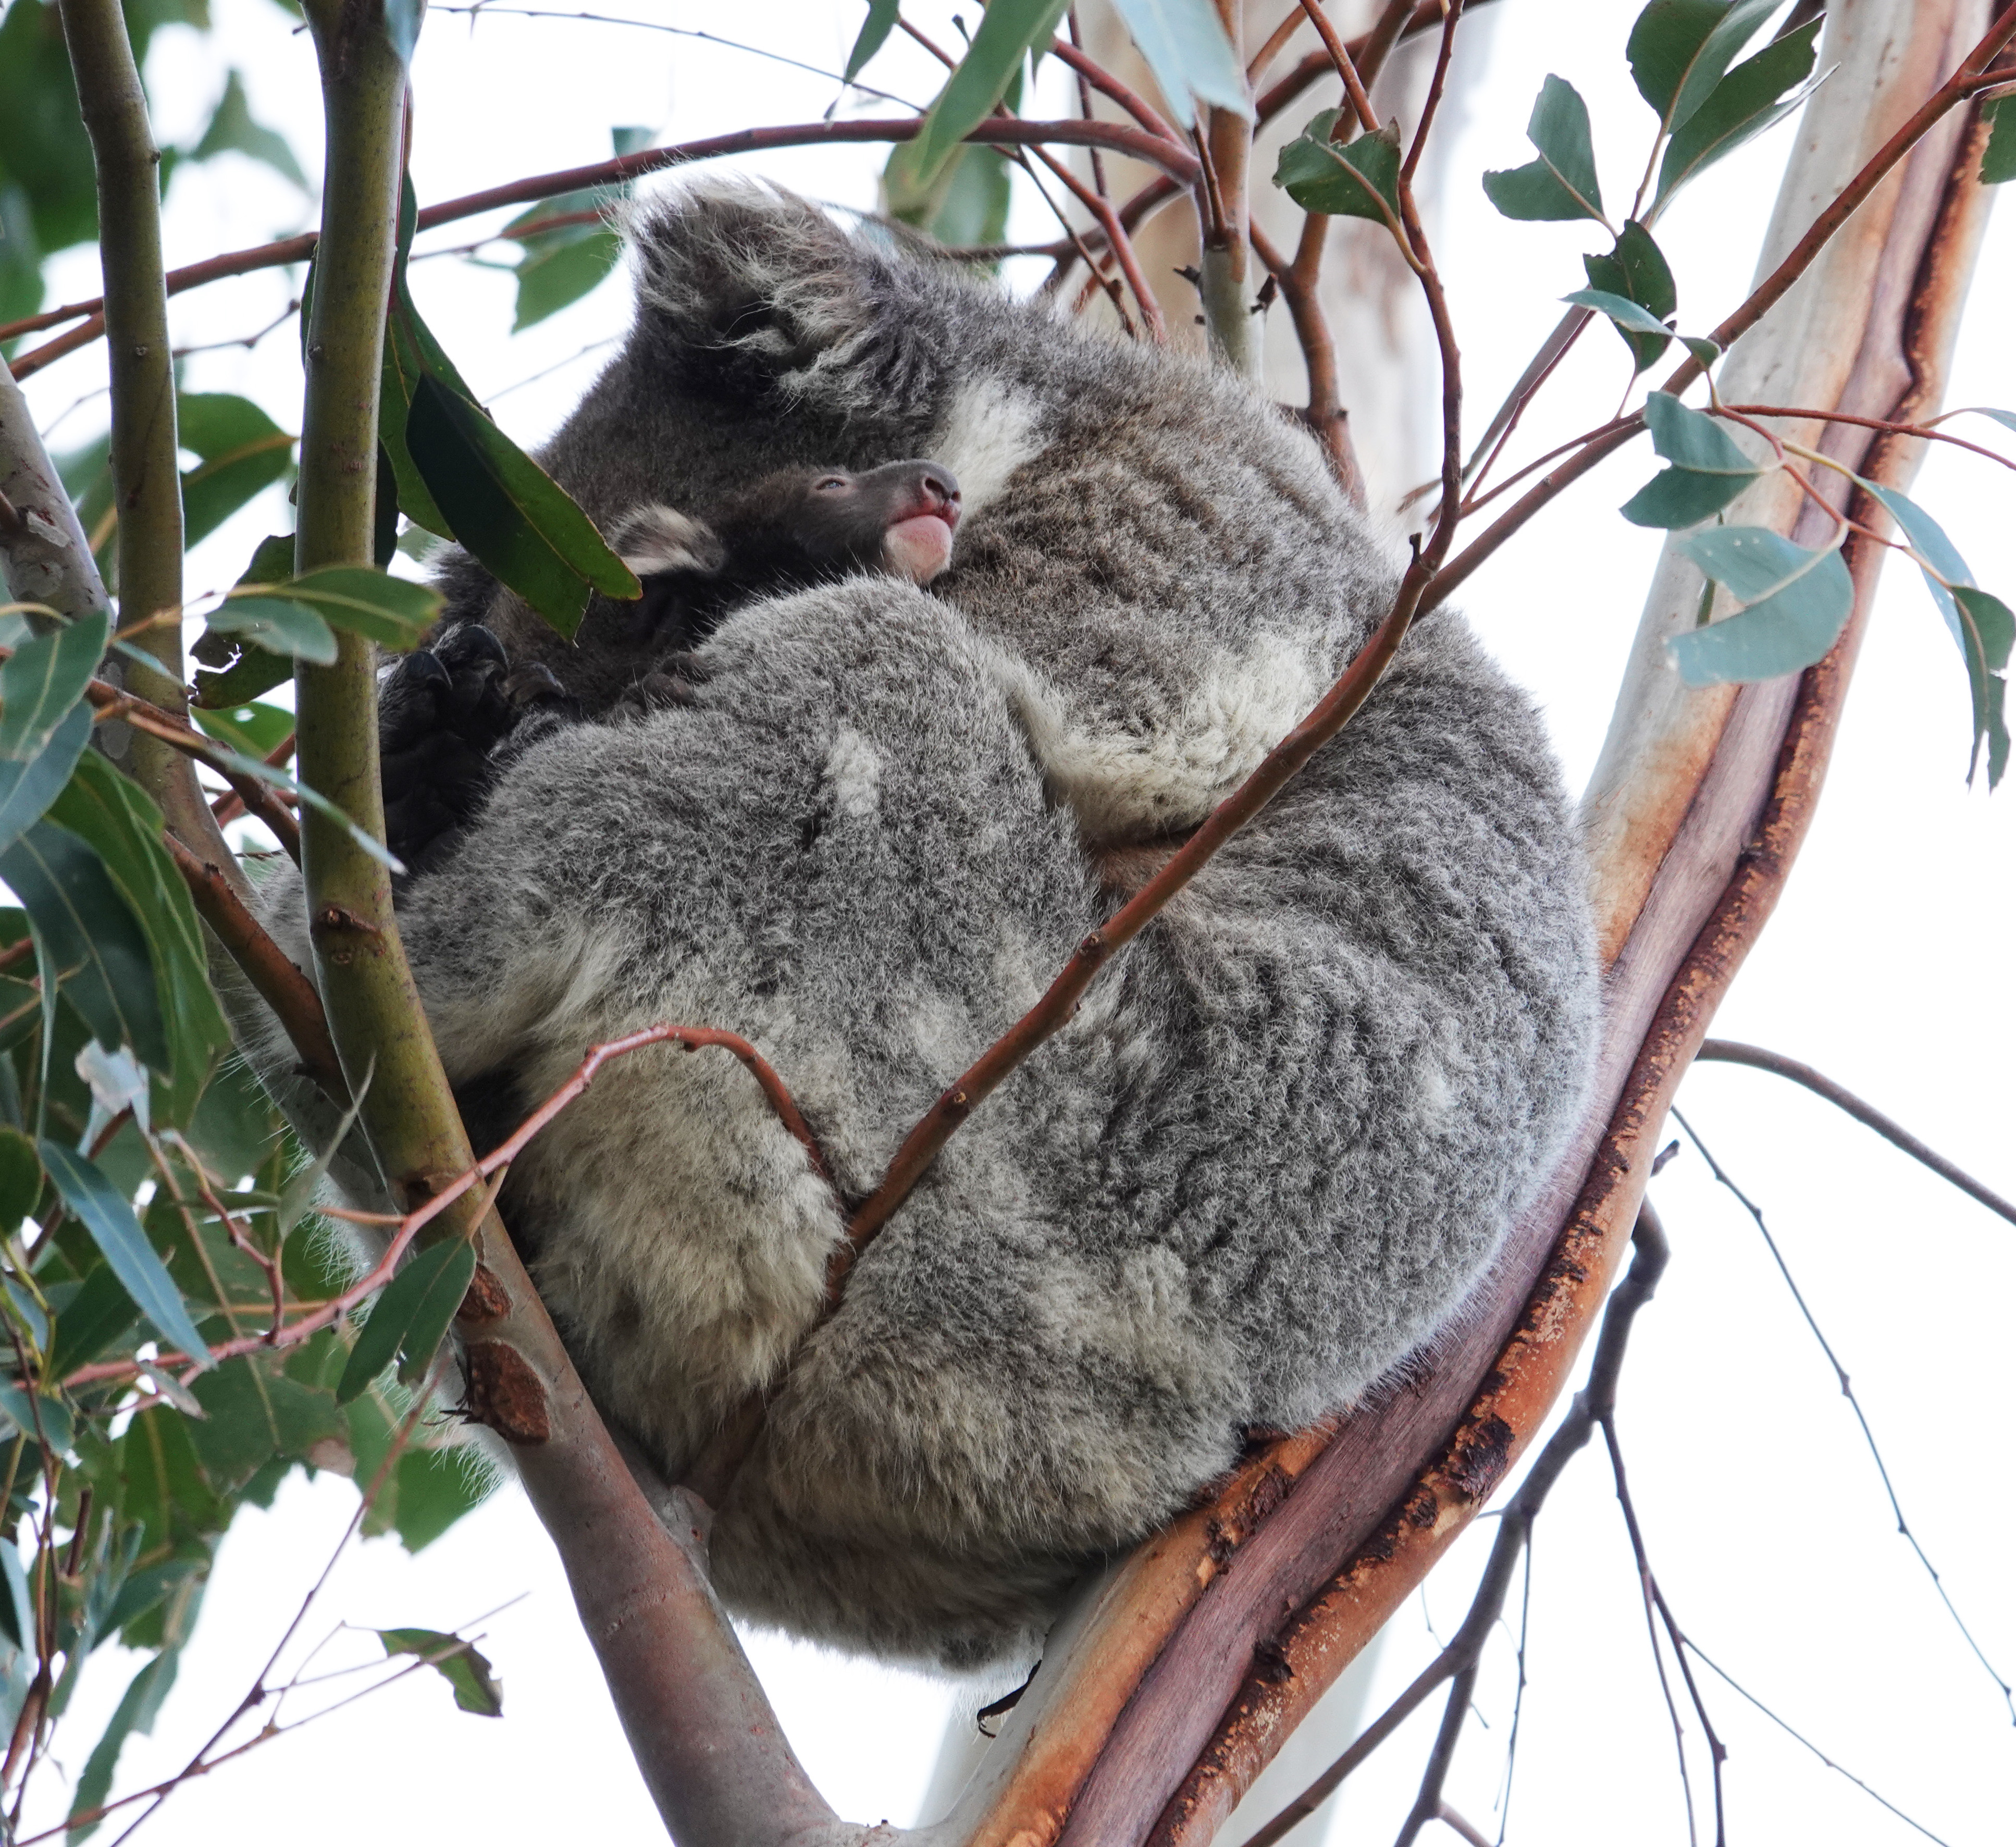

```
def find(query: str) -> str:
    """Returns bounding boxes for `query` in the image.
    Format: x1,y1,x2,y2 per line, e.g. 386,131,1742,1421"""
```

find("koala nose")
918,464,961,525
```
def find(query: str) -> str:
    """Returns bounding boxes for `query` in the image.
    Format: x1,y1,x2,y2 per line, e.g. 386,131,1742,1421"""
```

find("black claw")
435,622,509,671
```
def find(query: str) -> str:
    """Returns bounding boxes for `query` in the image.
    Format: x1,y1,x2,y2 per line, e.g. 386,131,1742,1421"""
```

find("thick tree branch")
0,357,108,622
54,0,216,861
1695,1039,2016,1224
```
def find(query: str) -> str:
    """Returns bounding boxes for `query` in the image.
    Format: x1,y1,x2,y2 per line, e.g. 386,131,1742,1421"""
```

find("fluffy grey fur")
255,181,1597,1670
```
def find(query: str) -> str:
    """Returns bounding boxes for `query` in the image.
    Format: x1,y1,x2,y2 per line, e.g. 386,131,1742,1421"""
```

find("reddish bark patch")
463,1341,551,1444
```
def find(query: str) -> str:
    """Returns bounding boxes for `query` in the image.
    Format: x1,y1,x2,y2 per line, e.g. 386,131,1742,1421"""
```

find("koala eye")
813,475,849,492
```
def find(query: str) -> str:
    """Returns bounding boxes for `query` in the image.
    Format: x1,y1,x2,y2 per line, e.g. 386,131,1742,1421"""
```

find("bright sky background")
10,1,2014,1842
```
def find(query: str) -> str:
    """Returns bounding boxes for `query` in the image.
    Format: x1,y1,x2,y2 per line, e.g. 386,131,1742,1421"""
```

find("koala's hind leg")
379,624,570,876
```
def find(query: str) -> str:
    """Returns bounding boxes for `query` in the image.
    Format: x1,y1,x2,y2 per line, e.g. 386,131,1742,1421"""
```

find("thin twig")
1671,1108,2015,1721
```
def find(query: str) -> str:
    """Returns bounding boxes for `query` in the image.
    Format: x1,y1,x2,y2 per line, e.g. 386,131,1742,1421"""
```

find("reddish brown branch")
1295,0,1380,135
1695,1038,2016,1224
1250,217,1366,504
1048,36,1186,147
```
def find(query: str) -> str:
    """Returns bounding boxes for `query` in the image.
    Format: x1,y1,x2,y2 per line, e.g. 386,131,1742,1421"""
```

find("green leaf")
191,69,305,189
1583,220,1676,372
405,375,639,639
1482,75,1605,224
389,1449,493,1552
1274,112,1403,227
188,699,292,762
176,392,296,548
1627,0,1779,132
1669,525,1854,683
845,0,901,80
1653,19,1823,211
47,754,231,1126
511,228,621,333
67,1647,180,1843
0,611,108,761
191,535,300,704
884,134,1015,253
195,595,337,666
0,703,92,858
188,1358,341,1494
1983,94,2016,185
117,1406,226,1559
1858,481,2013,787
1107,0,1248,133
336,1239,476,1404
222,565,437,652
1621,390,1765,526
39,1141,212,1365
0,1125,39,1229
912,0,1072,181
1562,286,1673,341
378,1626,503,1716
0,820,168,1072
0,1384,73,1457
46,1262,141,1381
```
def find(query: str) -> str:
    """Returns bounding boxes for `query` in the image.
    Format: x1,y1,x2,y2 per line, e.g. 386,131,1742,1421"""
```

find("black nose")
918,463,960,510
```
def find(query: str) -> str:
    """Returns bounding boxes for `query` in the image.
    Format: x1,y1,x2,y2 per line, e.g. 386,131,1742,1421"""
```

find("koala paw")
381,625,574,878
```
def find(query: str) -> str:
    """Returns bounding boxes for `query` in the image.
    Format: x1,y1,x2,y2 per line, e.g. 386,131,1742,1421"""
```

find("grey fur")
254,181,1597,1670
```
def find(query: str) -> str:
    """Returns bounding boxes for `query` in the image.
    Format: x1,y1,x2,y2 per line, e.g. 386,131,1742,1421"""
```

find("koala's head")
608,461,963,652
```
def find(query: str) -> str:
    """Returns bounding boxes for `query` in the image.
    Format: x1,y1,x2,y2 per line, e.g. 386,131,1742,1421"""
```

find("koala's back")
367,183,1598,1669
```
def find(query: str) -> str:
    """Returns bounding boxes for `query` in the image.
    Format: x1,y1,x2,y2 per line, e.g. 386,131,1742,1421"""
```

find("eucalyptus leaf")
0,702,91,858
229,567,437,651
0,1125,39,1228
1669,526,1854,683
378,1625,503,1716
1274,112,1403,227
46,1262,141,1381
67,1647,180,1843
1561,286,1673,340
911,0,1068,181
845,0,901,80
1106,0,1248,133
1582,220,1675,372
0,820,168,1072
394,1239,477,1386
511,228,621,333
190,69,305,189
0,1384,72,1457
198,595,336,664
0,611,107,761
176,393,295,547
39,1140,212,1366
1627,0,1779,132
1482,75,1605,224
1982,93,2015,185
336,1239,476,1405
188,699,293,762
1653,19,1823,211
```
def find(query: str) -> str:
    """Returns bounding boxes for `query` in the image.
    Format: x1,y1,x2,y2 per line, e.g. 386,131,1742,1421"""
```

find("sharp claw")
504,663,568,707
436,623,509,670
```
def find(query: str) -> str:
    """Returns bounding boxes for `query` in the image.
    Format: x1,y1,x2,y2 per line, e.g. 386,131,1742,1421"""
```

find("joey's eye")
813,475,848,492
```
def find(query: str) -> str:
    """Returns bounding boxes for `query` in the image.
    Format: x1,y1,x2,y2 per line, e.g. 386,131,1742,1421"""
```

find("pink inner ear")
883,513,955,585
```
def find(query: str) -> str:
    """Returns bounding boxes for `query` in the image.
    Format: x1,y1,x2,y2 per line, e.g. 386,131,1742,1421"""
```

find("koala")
255,181,1598,1671
380,460,962,873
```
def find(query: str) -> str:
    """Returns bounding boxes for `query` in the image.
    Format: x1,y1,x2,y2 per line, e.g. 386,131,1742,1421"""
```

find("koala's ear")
609,504,727,579
624,178,939,422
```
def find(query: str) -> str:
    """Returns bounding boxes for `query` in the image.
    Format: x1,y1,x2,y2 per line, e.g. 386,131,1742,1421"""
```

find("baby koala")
378,459,961,872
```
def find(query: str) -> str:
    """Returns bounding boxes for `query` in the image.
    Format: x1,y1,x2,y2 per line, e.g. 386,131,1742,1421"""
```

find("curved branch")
1694,1039,2016,1225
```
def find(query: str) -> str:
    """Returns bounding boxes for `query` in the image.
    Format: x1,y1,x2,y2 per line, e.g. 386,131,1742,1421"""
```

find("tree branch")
1695,1039,2016,1224
0,356,108,622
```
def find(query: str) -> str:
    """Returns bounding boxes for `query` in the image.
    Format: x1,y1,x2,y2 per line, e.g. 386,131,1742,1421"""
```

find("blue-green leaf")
0,819,167,1071
845,0,901,80
1624,390,1765,523
1483,75,1605,224
1583,220,1676,372
1669,525,1854,683
235,567,437,652
1275,112,1403,227
191,70,306,189
911,0,1073,181
176,393,296,549
1653,19,1823,211
39,1140,212,1365
199,595,337,664
0,702,91,858
1562,287,1672,340
1627,0,1780,132
1107,0,1249,133
0,611,107,761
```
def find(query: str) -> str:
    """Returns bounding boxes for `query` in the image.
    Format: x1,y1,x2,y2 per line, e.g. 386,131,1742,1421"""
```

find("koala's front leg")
380,624,570,877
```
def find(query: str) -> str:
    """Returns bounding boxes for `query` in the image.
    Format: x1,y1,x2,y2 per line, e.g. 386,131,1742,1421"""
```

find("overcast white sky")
11,1,2014,1842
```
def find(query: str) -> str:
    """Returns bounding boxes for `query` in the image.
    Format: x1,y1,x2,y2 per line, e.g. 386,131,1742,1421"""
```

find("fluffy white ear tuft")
609,504,727,577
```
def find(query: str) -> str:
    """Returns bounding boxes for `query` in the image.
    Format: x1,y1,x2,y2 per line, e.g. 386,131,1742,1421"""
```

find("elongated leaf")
512,228,621,333
39,1141,211,1365
1562,286,1672,340
1628,0,1779,131
1107,0,1248,132
192,68,306,188
0,1384,72,1456
1483,75,1605,223
0,1126,39,1228
0,820,167,1071
194,740,403,875
912,0,1068,181
1653,20,1823,211
189,699,293,762
225,567,437,651
395,1239,477,1386
1859,481,2013,787
845,0,901,80
48,754,231,1125
1584,220,1675,372
176,393,295,547
67,1648,180,1843
1275,112,1403,227
1670,525,1854,683
1982,94,2015,184
0,611,107,761
198,595,336,664
405,376,639,639
46,1261,141,1380
0,703,90,858
336,1239,476,1404
379,1626,503,1716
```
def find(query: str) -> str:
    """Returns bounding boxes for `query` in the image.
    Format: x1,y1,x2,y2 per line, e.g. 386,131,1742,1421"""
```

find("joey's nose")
918,464,961,526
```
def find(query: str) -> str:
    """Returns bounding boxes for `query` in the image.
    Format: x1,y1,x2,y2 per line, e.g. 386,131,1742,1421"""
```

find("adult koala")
258,181,1597,1670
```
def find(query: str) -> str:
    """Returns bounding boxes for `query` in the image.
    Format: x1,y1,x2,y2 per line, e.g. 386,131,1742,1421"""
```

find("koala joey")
256,181,1599,1671
379,460,961,874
